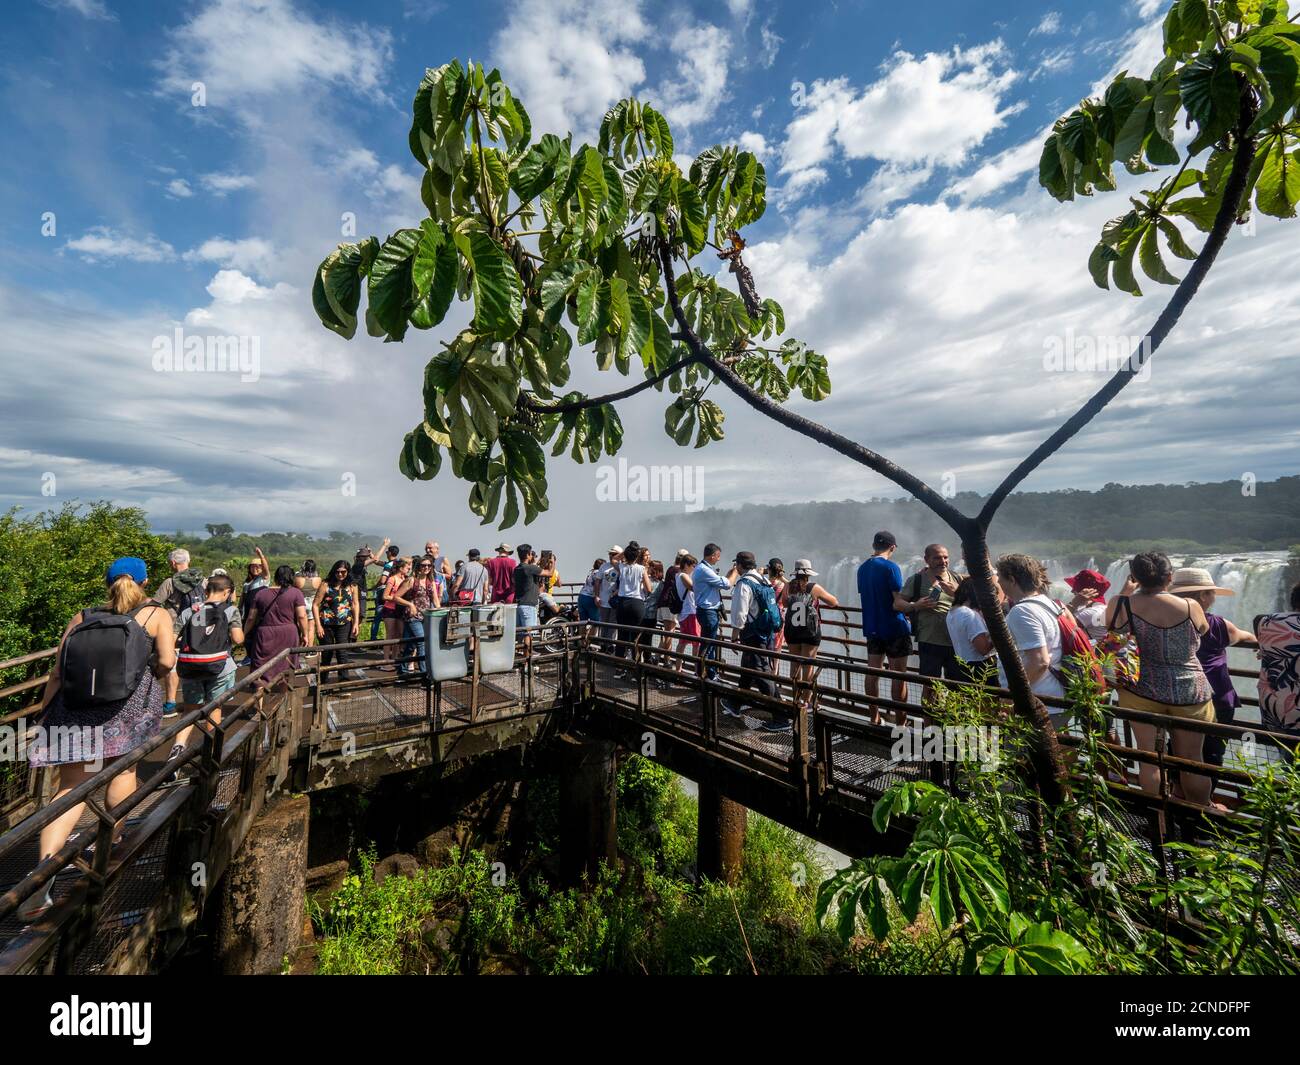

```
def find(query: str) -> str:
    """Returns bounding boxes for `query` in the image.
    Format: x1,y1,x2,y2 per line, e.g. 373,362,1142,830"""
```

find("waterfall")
1101,551,1291,630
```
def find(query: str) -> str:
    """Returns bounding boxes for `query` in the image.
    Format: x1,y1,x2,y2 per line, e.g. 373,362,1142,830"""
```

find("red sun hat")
1064,568,1111,601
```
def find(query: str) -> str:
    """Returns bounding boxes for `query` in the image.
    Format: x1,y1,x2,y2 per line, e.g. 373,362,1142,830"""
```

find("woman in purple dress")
243,563,309,688
1170,567,1252,767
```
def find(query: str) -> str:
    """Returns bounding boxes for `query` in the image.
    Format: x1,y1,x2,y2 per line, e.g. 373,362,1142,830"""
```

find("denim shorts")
181,669,238,706
516,604,539,634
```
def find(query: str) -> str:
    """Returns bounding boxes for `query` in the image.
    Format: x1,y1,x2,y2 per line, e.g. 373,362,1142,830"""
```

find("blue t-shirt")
857,555,909,640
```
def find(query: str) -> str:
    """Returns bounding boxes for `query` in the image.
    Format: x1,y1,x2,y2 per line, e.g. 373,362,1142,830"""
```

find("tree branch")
657,241,975,535
519,350,700,414
977,95,1258,529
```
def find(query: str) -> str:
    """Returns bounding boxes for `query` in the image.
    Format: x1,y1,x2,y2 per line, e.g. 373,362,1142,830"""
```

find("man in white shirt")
994,554,1065,705
597,545,622,650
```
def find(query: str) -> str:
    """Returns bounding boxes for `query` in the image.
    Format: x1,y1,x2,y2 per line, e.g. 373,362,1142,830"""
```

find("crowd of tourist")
13,531,1300,920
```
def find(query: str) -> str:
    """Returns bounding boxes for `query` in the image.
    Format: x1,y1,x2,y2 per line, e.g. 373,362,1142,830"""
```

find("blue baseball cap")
106,557,149,585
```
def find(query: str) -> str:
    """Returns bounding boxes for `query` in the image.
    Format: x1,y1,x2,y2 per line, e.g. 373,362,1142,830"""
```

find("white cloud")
201,171,257,194
64,227,176,262
490,0,649,139
655,22,731,130
166,178,194,198
158,0,393,108
201,269,280,304
778,44,1021,204
759,23,782,68
857,163,933,213
1031,11,1062,36
183,237,276,275
738,131,769,156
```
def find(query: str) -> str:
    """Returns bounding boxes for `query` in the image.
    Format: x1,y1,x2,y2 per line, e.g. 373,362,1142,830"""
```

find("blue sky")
2,0,1297,563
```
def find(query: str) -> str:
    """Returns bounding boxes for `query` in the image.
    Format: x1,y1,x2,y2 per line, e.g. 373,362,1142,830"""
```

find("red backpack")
1021,597,1106,694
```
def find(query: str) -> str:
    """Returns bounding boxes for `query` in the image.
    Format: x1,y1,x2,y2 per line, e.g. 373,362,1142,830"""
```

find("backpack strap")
1109,595,1134,633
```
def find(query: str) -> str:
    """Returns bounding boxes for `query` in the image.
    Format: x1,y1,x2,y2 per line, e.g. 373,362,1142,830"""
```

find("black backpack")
783,586,821,643
59,605,154,709
166,571,206,617
660,567,683,614
177,602,234,678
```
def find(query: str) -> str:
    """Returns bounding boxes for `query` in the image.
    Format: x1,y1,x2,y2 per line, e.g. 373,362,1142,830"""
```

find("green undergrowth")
309,756,949,974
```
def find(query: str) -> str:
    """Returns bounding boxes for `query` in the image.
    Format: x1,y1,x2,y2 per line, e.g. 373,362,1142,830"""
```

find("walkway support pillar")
698,780,747,885
558,734,618,887
216,794,310,975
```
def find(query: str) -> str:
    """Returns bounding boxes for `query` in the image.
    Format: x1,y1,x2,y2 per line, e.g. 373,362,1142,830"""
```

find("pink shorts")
677,614,700,650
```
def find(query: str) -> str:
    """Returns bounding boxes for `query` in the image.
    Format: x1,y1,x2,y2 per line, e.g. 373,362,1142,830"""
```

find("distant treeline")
645,476,1300,565
172,526,381,576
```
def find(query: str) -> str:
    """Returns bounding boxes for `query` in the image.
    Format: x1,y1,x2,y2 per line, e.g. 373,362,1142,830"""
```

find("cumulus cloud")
166,178,194,198
183,237,276,275
779,44,1021,204
157,0,393,109
200,171,257,194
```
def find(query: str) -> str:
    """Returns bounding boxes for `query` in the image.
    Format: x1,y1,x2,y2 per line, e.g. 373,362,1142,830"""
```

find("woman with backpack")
244,563,309,688
18,557,176,920
379,557,413,668
783,560,838,712
315,560,361,679
767,559,788,654
1103,552,1220,809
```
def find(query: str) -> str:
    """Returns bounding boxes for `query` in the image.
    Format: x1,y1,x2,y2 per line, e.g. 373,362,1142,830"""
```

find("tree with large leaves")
314,2,1300,807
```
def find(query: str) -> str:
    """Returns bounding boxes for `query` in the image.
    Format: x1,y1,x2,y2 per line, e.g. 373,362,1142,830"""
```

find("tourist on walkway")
316,560,362,679
693,543,732,681
1255,581,1300,759
657,550,687,662
639,559,665,673
613,541,652,668
451,548,488,604
767,558,788,654
597,545,622,650
18,557,178,920
153,547,205,717
484,542,517,604
425,540,453,582
1104,553,1219,807
945,577,997,684
538,550,561,615
1170,567,1250,767
394,556,440,675
369,544,402,640
350,539,389,631
721,551,785,732
674,554,700,673
241,550,269,624
895,543,961,702
995,554,1066,718
1064,568,1110,642
783,560,838,713
577,558,604,628
857,531,911,722
295,560,321,647
379,557,412,666
244,564,310,688
170,572,244,757
514,544,543,653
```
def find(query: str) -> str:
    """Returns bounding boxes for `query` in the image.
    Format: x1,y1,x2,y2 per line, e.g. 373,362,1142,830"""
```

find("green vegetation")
0,502,172,666
308,757,951,975
170,527,381,583
820,677,1300,974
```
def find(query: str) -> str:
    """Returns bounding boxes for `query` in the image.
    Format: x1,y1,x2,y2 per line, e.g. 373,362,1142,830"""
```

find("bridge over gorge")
0,588,1293,974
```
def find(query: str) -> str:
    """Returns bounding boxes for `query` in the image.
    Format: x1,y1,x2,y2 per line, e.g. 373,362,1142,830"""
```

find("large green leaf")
410,220,459,329
368,229,422,341
464,230,523,339
1255,134,1300,216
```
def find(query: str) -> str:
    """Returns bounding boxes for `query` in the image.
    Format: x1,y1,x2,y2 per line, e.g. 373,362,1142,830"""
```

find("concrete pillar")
698,780,747,885
216,794,310,975
557,735,617,887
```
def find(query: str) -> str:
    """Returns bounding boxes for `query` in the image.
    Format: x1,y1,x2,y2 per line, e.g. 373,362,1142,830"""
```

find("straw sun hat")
1169,567,1234,596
